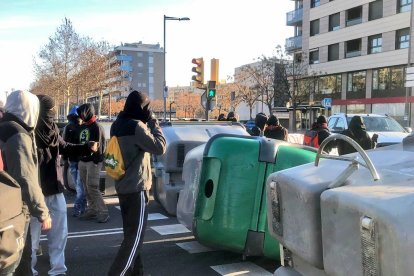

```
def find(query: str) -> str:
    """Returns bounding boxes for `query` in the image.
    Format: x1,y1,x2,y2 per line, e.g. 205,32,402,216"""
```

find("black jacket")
264,125,288,141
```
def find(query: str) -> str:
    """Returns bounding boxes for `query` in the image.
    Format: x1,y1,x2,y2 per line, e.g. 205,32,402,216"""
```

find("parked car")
328,113,411,147
244,120,256,133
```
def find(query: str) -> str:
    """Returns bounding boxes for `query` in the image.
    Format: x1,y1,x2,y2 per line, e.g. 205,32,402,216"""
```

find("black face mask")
123,91,152,123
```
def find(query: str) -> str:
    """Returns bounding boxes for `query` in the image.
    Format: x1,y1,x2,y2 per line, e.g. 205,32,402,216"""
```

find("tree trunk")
98,92,103,119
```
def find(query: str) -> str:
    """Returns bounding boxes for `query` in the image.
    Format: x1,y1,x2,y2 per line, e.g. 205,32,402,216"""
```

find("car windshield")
346,116,406,132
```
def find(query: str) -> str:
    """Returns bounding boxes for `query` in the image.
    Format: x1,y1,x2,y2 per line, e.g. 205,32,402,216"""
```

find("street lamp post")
163,15,190,121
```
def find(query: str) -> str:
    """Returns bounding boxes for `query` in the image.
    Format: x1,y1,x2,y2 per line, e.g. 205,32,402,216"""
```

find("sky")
0,0,293,99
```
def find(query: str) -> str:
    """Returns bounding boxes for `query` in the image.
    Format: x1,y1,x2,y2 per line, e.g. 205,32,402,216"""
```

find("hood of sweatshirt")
4,90,39,129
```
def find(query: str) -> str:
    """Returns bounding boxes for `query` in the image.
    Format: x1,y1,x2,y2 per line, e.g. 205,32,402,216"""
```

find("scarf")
84,115,97,125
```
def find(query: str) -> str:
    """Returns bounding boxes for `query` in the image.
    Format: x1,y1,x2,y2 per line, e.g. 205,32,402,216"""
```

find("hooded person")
338,115,374,155
62,105,87,216
304,115,332,149
264,115,288,141
30,95,96,276
76,103,108,223
226,111,239,122
250,112,268,136
107,90,166,276
0,90,51,276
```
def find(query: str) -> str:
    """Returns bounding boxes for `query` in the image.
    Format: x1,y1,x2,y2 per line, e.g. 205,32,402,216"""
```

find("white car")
328,113,411,147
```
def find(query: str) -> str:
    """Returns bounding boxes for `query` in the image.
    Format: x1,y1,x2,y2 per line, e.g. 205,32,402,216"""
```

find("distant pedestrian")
62,106,87,217
264,115,288,141
0,90,51,276
250,112,268,136
338,115,375,155
217,113,226,121
226,111,239,122
303,115,333,150
30,95,98,276
76,103,108,223
107,91,166,276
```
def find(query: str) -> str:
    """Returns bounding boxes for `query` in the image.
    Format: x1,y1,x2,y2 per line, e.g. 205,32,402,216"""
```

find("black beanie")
255,113,268,130
267,115,279,126
317,115,327,124
123,91,151,122
37,95,55,113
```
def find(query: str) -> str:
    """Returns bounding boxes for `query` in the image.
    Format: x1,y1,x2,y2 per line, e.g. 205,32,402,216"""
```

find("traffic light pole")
205,97,210,121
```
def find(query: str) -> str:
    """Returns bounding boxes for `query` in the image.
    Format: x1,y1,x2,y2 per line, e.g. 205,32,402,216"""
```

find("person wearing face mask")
107,91,166,276
0,90,51,276
30,95,98,276
76,103,108,223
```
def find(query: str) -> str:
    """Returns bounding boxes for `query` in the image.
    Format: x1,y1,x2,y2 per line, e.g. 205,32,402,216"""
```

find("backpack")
103,136,125,180
303,129,320,148
0,170,26,271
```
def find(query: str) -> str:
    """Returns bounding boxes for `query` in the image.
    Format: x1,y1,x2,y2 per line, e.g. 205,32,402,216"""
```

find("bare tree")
230,71,261,120
273,45,323,131
34,18,84,116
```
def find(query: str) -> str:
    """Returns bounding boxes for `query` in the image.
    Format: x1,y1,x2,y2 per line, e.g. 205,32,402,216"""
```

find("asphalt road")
35,191,279,276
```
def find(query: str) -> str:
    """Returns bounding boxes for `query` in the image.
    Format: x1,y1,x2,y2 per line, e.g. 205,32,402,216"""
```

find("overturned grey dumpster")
153,121,248,215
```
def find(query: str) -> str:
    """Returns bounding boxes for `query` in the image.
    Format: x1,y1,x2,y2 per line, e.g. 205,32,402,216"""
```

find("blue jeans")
69,161,86,215
31,193,68,276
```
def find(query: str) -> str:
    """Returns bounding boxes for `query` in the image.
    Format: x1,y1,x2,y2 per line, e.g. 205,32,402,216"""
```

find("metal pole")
163,15,167,121
405,2,414,127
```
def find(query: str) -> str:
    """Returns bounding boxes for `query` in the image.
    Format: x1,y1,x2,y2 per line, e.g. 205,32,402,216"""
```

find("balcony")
116,55,133,62
345,50,361,58
285,36,302,52
286,8,303,26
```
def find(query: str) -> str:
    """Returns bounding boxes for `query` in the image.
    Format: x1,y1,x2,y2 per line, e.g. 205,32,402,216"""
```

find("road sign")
163,86,169,98
321,98,332,108
200,91,207,109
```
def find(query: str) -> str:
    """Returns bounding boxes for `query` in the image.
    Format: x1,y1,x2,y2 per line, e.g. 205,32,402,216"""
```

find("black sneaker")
96,213,110,223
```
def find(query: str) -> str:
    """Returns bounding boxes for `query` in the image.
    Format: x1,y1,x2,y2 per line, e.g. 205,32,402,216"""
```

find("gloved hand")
147,117,158,130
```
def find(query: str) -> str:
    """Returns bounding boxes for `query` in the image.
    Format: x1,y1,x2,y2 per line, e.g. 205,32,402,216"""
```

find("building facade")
286,0,414,126
113,42,164,100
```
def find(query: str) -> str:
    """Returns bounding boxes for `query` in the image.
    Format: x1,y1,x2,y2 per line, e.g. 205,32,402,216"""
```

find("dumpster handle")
315,134,380,183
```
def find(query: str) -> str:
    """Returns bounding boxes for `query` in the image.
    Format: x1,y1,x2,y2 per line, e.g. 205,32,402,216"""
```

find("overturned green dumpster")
193,134,316,260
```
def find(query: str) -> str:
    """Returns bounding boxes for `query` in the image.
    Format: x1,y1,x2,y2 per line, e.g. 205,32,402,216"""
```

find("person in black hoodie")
338,115,375,155
264,115,288,141
76,103,108,223
30,95,97,276
250,112,268,136
108,91,166,276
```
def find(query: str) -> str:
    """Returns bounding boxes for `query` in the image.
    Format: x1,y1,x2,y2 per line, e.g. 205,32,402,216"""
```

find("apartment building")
286,0,414,126
112,42,164,100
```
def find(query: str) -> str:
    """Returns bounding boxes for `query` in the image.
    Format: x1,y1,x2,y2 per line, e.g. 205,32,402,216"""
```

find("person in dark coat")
338,115,375,155
30,95,97,276
250,112,268,136
76,103,108,223
264,115,288,141
62,106,87,217
304,115,332,149
217,113,226,121
108,91,166,276
226,111,239,122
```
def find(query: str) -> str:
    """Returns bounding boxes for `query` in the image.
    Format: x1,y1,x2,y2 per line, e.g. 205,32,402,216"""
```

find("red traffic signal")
191,58,204,88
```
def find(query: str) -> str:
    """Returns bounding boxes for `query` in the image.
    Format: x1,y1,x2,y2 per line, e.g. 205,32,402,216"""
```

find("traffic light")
191,58,204,88
207,88,216,99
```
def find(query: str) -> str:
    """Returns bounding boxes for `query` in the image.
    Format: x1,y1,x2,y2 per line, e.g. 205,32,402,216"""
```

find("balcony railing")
116,55,133,62
286,8,303,26
345,50,361,58
346,17,362,27
285,36,302,52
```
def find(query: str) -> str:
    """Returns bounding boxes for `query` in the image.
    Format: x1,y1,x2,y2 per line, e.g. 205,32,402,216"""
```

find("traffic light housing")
191,58,204,88
207,88,216,99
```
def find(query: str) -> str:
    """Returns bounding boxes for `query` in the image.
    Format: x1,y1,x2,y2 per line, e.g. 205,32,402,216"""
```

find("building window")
318,74,342,94
373,66,406,91
329,13,340,31
346,6,363,26
398,0,412,12
368,34,382,54
345,39,362,58
328,43,340,61
311,0,320,8
149,56,154,64
347,71,366,92
396,28,410,49
137,52,143,57
369,0,383,21
309,49,319,64
138,62,143,67
310,19,320,36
